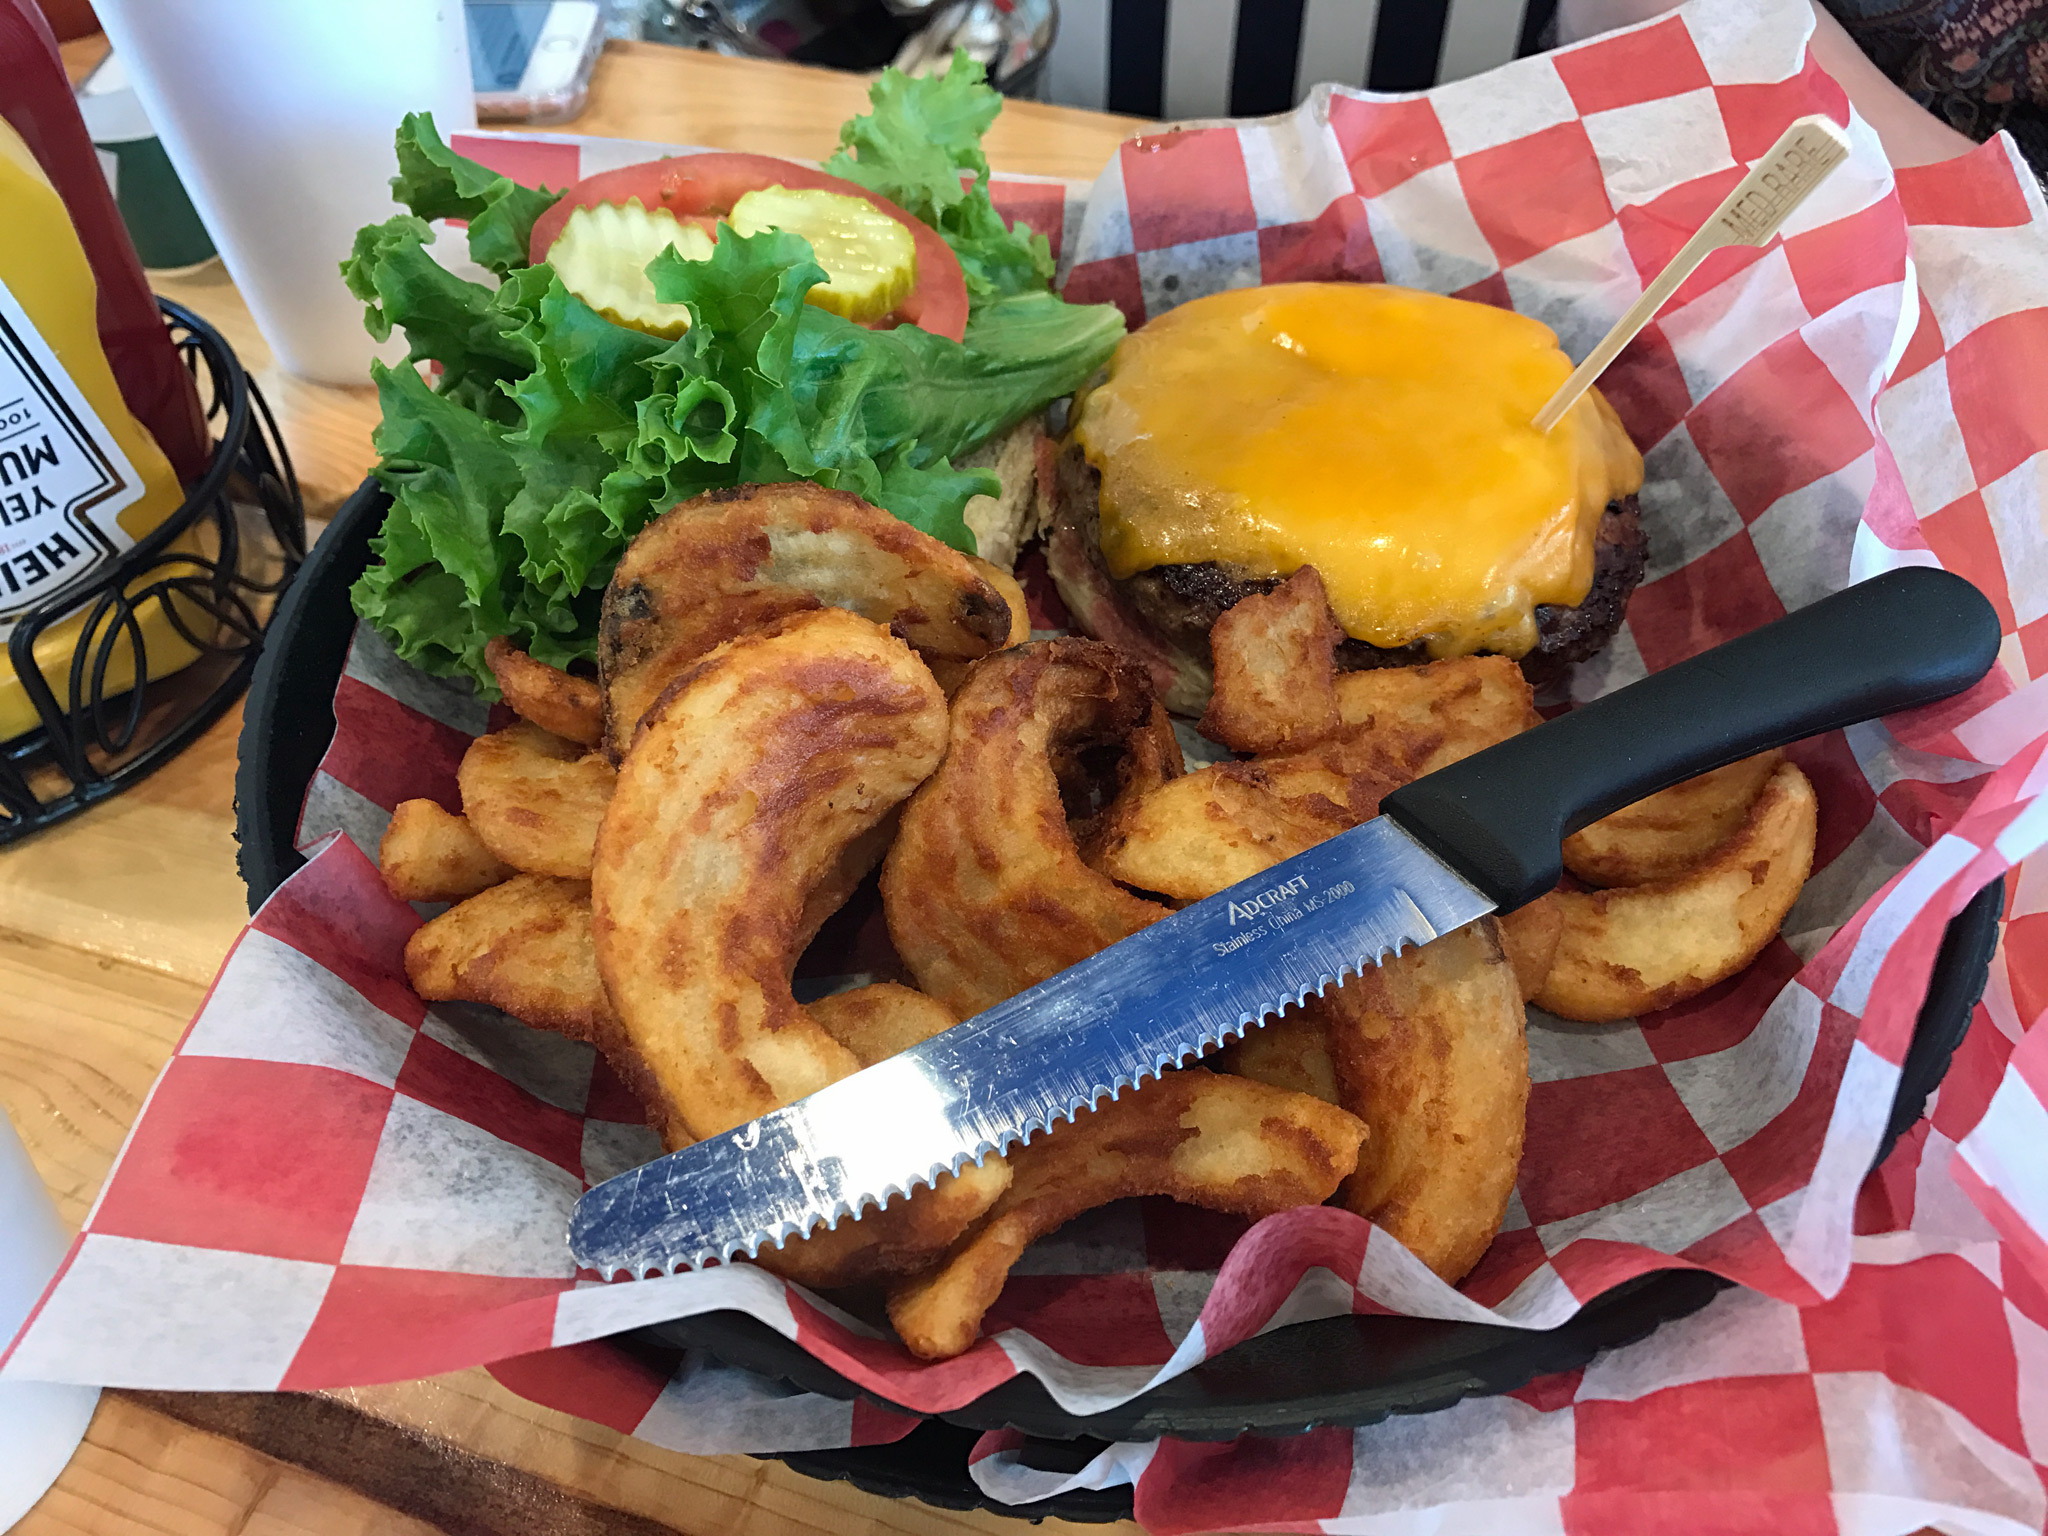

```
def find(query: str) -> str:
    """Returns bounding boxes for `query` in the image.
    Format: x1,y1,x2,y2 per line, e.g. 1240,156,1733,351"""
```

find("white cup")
0,1110,98,1526
93,0,478,384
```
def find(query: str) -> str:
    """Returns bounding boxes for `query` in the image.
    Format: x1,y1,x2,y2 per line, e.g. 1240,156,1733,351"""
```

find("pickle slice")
728,186,918,324
549,199,714,338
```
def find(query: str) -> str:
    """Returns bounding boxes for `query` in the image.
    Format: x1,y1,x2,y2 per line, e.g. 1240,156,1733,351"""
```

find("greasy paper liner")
8,0,2048,1528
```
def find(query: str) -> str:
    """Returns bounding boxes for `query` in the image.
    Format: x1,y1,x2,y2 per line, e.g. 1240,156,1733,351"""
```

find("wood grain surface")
8,38,1145,1536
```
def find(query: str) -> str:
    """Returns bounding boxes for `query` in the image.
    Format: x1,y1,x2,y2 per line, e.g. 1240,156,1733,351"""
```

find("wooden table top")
9,39,1144,1536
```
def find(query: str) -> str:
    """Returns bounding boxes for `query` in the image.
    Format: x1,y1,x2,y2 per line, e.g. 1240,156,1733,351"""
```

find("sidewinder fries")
886,1070,1367,1359
809,981,960,1066
405,874,615,1042
1198,567,1342,754
1078,710,1530,1288
1088,650,1537,901
972,556,1034,650
1497,893,1564,1004
927,557,1032,693
458,721,616,880
1563,750,1785,887
1321,920,1528,1284
368,486,1825,1360
1083,693,1534,1287
1216,1012,1340,1104
379,799,512,902
591,607,950,1146
762,983,1014,1290
1332,654,1540,747
1537,761,1818,1023
484,636,604,748
757,1161,1013,1291
1087,765,1343,901
882,639,1174,1017
598,482,1013,756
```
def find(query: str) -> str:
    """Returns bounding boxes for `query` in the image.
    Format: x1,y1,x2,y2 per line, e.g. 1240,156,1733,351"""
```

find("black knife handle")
1380,567,2001,912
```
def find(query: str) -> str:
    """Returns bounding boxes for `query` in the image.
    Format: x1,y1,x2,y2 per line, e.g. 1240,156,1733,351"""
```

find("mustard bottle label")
0,275,147,638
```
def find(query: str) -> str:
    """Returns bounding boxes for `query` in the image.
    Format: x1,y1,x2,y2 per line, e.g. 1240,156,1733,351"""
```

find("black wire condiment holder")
0,298,306,843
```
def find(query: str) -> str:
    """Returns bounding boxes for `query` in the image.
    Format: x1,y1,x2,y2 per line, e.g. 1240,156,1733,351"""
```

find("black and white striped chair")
1042,0,1561,117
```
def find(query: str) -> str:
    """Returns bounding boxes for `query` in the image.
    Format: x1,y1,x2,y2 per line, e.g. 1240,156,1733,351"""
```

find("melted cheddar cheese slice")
1071,283,1645,660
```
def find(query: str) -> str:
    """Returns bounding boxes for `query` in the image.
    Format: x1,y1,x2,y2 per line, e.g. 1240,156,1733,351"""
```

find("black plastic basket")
0,298,305,842
237,477,2005,1522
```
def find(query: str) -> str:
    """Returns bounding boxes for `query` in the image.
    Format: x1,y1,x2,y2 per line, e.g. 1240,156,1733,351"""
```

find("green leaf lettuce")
347,62,1121,693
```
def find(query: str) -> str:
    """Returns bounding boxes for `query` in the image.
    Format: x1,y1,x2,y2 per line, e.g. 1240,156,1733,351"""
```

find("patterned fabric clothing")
1825,0,2048,174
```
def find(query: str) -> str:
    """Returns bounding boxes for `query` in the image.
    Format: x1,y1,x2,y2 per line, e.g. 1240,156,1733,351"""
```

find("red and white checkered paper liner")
9,0,2048,1523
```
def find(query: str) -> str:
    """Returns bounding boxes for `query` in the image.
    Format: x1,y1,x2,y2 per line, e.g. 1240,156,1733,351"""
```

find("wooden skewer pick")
1533,113,1853,434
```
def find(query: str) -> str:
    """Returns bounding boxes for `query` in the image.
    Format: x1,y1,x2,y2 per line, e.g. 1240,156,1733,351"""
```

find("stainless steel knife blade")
570,815,1492,1279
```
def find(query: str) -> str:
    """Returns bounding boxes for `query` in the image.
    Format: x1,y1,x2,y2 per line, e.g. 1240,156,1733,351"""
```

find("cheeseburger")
1046,283,1647,713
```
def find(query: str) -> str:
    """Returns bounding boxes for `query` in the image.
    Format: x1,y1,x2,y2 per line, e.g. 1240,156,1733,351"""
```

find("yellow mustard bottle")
0,115,193,742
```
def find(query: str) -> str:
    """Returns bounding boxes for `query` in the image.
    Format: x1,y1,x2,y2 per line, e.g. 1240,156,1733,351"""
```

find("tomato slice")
528,152,969,342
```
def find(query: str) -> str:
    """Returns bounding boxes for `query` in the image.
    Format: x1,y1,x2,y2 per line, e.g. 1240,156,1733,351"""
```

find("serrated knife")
571,566,1999,1278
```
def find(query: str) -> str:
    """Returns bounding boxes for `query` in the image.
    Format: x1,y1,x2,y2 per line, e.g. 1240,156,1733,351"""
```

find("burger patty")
1047,443,1647,690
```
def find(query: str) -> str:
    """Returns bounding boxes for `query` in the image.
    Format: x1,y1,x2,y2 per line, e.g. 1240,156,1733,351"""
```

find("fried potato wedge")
1333,655,1539,773
1243,733,1410,824
1088,765,1344,902
795,812,901,961
1497,892,1563,1004
1097,783,1524,1279
379,799,513,903
1070,697,1184,853
1562,750,1786,888
1199,567,1342,755
1322,918,1528,1284
405,874,616,1042
1089,657,1537,901
1216,1011,1340,1105
762,984,1014,1290
808,981,959,1067
759,1160,1013,1292
973,555,1032,649
886,1070,1366,1359
1238,655,1535,822
592,607,951,1147
928,556,1033,694
1086,785,1348,1105
599,482,1012,756
484,636,603,748
883,639,1176,1017
1536,761,1817,1024
458,721,616,880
